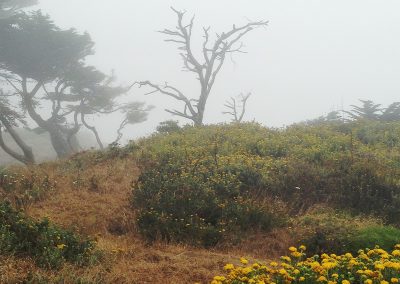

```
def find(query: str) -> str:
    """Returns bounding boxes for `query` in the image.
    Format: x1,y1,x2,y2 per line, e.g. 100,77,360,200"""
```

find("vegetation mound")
1,120,400,282
133,121,400,247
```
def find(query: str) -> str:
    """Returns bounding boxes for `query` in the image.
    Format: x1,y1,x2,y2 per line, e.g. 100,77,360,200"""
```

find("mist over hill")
0,128,97,166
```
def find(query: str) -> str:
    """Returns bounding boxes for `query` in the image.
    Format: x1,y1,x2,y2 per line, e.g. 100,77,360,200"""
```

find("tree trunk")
195,101,206,126
23,90,74,159
48,126,74,158
0,117,35,165
81,113,104,149
68,134,82,152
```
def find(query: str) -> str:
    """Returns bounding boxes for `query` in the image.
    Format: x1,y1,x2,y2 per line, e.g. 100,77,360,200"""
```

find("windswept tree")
346,100,382,121
113,102,153,145
0,11,151,159
0,0,37,164
136,7,268,126
223,93,251,123
381,102,400,122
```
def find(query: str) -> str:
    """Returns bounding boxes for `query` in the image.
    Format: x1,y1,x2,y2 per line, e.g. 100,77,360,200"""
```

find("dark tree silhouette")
381,102,400,122
0,12,151,159
0,0,37,164
347,100,382,121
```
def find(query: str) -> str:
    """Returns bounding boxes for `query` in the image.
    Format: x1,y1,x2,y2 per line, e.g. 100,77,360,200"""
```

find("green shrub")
0,202,96,269
348,225,400,252
156,120,182,134
132,122,400,246
296,207,400,255
136,123,400,220
104,141,139,159
132,149,287,247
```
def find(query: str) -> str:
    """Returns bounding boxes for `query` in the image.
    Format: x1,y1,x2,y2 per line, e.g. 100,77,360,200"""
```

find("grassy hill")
1,121,399,283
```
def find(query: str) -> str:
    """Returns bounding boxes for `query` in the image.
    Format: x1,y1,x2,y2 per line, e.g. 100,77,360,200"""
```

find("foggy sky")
34,0,400,142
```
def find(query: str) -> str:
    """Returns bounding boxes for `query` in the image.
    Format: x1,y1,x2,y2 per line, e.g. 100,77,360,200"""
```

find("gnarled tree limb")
223,92,251,123
137,7,267,125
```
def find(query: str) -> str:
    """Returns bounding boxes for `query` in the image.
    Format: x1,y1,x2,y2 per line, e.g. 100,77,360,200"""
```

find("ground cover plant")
213,244,400,284
0,201,96,269
295,207,400,255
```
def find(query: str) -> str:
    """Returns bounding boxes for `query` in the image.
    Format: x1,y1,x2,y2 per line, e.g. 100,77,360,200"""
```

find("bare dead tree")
136,7,268,126
223,92,251,123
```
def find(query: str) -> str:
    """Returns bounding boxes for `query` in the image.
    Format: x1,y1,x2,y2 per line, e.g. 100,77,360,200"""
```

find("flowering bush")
213,245,400,284
133,149,286,246
132,122,400,247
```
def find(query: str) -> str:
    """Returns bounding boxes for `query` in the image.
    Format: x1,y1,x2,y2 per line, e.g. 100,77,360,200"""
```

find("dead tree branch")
137,7,267,125
223,92,251,123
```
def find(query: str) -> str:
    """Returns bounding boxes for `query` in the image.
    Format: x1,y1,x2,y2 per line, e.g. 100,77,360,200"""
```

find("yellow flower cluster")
213,245,400,284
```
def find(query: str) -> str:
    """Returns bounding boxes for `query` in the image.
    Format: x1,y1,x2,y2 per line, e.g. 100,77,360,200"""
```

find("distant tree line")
303,100,400,126
346,100,400,122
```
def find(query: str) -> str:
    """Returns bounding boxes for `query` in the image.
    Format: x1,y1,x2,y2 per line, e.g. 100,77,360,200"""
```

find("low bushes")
0,202,96,269
296,207,400,255
132,122,400,247
133,152,287,247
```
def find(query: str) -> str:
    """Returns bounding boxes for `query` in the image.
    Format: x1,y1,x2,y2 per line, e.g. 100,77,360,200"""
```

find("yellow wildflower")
240,257,249,265
56,244,66,249
224,263,234,270
213,276,226,281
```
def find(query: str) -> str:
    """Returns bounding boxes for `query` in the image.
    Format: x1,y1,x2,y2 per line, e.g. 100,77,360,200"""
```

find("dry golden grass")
0,153,292,284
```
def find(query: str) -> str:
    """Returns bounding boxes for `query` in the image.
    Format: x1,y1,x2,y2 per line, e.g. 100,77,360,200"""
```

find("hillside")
0,153,243,283
1,121,400,283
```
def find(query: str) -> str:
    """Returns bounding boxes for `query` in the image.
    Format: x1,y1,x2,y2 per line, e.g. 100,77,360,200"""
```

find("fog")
36,0,400,141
